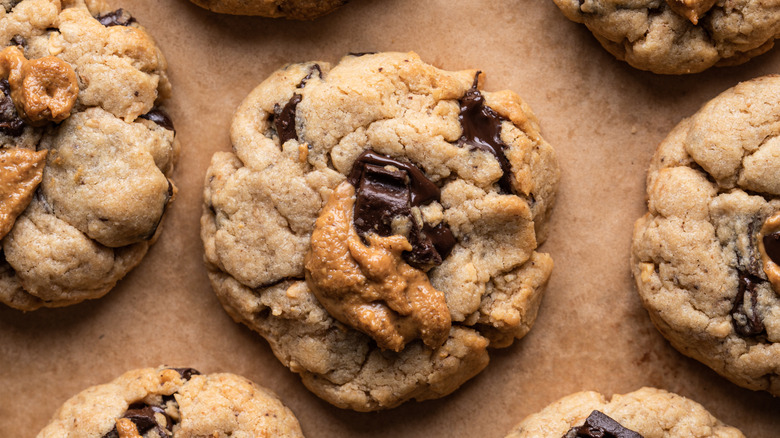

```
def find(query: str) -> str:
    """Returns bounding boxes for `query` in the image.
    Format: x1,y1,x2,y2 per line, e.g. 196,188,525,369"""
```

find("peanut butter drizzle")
114,418,142,438
758,212,780,293
666,0,717,24
0,46,78,126
305,182,451,352
0,148,47,240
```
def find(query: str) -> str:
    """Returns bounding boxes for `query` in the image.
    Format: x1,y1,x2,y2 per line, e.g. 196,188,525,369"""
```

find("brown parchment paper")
2,0,779,436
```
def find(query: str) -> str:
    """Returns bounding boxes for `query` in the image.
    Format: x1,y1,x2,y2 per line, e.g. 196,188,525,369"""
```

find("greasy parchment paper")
2,0,779,436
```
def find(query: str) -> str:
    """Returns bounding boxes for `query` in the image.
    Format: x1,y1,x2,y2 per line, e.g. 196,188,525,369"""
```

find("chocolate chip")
458,73,513,194
96,9,136,27
102,404,173,438
731,271,766,337
764,231,780,266
565,410,643,438
139,108,175,132
348,150,455,269
348,52,377,57
273,94,301,145
0,79,24,137
297,64,322,88
167,367,201,380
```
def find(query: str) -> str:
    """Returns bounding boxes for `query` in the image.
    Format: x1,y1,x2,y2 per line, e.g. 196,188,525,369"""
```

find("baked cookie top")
187,0,347,19
552,0,780,74
505,387,744,438
632,75,780,394
201,52,560,410
36,367,305,438
0,0,179,310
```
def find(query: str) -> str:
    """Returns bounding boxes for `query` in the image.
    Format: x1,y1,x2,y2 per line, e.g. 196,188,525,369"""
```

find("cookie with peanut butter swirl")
552,0,780,74
201,52,560,410
0,0,179,310
36,367,304,438
632,75,780,395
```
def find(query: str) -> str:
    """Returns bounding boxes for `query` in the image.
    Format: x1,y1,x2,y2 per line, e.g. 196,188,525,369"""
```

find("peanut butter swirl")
305,182,451,352
0,148,47,240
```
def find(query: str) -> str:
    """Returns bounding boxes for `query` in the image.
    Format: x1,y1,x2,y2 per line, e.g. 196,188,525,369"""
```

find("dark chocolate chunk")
139,109,175,132
273,94,301,145
564,410,643,438
101,404,173,438
168,367,201,380
348,52,377,57
731,271,766,337
348,150,455,269
96,9,136,27
297,64,322,88
0,79,24,137
764,231,780,266
458,73,513,194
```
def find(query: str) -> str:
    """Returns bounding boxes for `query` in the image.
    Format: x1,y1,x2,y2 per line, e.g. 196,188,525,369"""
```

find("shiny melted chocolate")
139,109,175,132
458,73,513,194
0,79,24,136
764,231,780,266
347,150,455,269
102,404,173,438
96,9,136,27
731,271,766,337
272,65,322,145
564,410,643,438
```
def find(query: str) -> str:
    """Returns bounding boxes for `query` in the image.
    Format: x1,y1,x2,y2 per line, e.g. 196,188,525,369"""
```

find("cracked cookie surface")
505,387,744,438
552,0,780,74
201,52,559,410
632,75,780,395
36,367,304,438
187,0,347,19
0,0,179,310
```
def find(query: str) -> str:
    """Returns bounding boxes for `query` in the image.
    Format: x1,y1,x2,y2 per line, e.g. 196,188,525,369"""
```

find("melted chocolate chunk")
0,79,24,137
139,109,175,132
297,64,322,88
764,231,780,266
168,367,201,380
348,150,456,269
458,73,513,194
731,271,766,337
565,411,643,438
96,9,136,27
102,404,173,438
273,94,301,145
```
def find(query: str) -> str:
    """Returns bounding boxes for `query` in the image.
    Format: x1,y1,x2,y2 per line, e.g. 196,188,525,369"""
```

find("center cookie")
632,75,780,395
201,52,560,410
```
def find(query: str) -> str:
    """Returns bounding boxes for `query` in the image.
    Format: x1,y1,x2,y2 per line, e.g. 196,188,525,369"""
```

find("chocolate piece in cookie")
632,75,780,395
202,52,559,410
505,388,745,438
564,410,643,438
0,1,179,311
36,367,304,438
187,0,348,19
552,0,780,74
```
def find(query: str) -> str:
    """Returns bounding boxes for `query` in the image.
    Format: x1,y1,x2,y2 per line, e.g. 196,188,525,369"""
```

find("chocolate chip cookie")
0,1,179,310
505,387,744,437
187,0,347,19
36,367,304,437
552,0,780,74
632,75,780,394
201,52,560,410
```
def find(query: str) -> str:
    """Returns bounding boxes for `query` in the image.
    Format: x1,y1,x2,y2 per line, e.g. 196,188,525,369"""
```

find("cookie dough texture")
505,387,745,438
0,0,179,310
201,52,559,410
187,0,347,19
36,367,304,437
632,76,780,394
552,0,780,74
